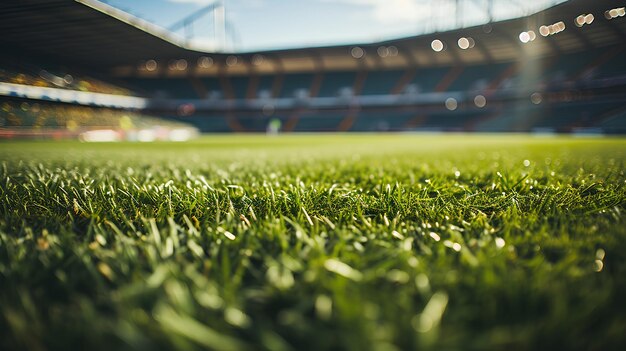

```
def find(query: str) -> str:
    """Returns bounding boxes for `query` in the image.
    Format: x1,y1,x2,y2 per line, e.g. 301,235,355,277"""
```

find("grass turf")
0,134,625,350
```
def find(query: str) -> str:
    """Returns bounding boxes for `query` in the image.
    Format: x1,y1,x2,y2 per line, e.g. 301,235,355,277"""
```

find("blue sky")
101,0,564,52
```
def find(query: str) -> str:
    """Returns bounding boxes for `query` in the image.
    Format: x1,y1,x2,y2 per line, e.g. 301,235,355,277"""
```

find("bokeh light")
431,39,444,52
350,46,364,59
445,97,458,111
226,55,238,66
197,56,213,68
519,32,530,43
252,54,264,66
458,37,470,50
531,92,543,105
145,59,157,71
474,95,486,108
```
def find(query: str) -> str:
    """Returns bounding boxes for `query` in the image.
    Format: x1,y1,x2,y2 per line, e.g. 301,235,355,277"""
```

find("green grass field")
1,134,625,350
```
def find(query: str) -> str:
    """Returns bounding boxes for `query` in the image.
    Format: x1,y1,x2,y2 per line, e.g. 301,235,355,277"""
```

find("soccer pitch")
1,134,625,350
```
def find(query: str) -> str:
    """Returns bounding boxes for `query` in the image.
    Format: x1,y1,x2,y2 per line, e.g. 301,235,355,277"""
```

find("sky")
100,0,565,52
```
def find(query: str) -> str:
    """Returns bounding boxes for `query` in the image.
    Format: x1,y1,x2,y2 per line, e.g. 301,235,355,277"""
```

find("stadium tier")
1,0,626,135
0,59,133,96
0,100,198,141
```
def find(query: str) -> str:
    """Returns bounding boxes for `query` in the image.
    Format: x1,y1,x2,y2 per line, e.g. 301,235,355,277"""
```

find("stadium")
1,0,625,350
2,0,625,135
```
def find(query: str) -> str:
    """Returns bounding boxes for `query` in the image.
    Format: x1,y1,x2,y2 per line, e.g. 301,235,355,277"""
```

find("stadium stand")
0,60,133,96
280,74,314,99
0,100,197,140
360,70,405,96
1,0,625,135
125,77,196,99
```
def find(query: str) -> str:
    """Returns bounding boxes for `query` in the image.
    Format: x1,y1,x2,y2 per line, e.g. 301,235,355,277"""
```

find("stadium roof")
0,0,193,67
1,0,625,75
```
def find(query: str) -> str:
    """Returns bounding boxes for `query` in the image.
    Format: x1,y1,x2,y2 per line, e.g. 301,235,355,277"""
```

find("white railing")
0,82,147,109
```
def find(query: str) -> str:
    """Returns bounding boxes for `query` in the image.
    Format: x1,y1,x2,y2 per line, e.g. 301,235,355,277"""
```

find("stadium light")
605,7,626,20
445,98,458,111
458,37,469,50
176,59,188,71
198,57,213,68
457,37,475,50
375,46,398,57
607,10,616,19
531,92,543,105
474,95,486,108
350,47,365,59
431,40,444,52
540,21,566,37
226,55,238,66
519,30,537,43
167,59,188,71
576,14,594,27
576,15,585,27
145,60,157,71
519,32,530,43
377,46,389,57
252,54,264,66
